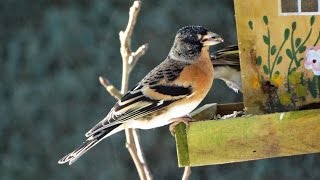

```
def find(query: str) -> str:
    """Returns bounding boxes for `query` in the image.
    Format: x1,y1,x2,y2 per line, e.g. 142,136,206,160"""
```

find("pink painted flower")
304,47,320,76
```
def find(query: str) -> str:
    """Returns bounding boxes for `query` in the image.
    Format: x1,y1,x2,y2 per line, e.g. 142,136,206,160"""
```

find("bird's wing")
211,45,240,68
85,61,191,137
211,45,242,92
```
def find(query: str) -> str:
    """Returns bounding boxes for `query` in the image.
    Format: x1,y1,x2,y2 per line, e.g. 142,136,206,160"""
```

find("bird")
211,45,242,93
58,25,224,165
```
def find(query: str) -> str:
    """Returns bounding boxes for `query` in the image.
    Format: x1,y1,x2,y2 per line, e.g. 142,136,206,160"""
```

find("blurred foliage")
0,0,318,180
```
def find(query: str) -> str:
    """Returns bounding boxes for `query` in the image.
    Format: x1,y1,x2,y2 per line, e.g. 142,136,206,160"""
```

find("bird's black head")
169,25,223,61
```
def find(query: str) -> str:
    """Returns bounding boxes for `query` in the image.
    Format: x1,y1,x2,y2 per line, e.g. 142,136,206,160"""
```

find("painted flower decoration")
304,47,320,76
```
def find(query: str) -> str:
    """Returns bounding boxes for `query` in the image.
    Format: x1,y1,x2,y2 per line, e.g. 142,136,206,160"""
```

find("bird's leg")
169,115,193,135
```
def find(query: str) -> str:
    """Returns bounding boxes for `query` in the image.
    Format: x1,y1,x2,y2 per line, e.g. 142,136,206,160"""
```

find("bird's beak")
200,32,224,46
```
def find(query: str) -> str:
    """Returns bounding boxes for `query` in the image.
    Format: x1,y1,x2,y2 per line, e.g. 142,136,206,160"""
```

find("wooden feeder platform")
175,103,320,167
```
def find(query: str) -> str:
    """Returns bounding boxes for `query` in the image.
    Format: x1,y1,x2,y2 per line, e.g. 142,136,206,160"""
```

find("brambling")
211,45,242,93
58,25,223,165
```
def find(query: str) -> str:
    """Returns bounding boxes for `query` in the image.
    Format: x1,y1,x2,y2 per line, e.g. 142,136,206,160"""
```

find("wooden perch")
175,107,320,167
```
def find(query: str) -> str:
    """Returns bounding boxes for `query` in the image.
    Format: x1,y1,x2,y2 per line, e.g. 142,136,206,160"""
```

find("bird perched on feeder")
211,45,242,93
58,25,223,165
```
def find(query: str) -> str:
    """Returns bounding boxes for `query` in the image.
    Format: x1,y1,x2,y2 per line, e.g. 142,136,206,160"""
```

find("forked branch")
99,1,151,180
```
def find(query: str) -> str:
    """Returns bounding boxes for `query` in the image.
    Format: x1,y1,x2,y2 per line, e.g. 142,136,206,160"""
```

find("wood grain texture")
175,108,320,167
175,123,189,166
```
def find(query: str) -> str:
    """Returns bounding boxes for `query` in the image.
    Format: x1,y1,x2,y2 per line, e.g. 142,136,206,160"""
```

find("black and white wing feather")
211,45,240,70
58,60,193,165
211,45,242,92
85,60,191,137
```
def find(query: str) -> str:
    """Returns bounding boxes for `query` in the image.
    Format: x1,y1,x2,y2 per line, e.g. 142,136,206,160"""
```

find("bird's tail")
58,124,121,165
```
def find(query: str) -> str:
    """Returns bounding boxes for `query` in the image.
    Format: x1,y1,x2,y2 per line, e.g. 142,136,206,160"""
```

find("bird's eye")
211,36,218,40
188,34,197,39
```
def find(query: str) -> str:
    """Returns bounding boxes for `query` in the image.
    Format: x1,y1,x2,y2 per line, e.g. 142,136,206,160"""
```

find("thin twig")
132,129,153,179
125,136,147,180
118,1,152,180
128,44,149,73
100,76,150,180
99,76,122,100
182,166,192,180
119,1,148,92
100,1,151,179
119,1,140,58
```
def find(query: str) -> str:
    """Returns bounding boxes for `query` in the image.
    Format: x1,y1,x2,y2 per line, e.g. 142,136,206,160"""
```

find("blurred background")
0,0,319,179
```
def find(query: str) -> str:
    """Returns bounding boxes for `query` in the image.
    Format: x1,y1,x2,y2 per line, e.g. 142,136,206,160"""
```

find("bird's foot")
169,115,193,136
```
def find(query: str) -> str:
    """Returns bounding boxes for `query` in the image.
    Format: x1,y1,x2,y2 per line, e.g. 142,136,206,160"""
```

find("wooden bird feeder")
175,0,320,167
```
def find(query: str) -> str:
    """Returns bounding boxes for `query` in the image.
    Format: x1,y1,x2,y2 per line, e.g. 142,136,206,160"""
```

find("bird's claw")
169,116,193,136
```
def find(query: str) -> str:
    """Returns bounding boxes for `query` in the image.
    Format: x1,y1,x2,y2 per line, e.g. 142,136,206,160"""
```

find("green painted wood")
175,123,189,166
175,108,320,167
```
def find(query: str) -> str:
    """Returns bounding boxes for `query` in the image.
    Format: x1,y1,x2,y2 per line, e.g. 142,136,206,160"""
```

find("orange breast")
176,48,214,101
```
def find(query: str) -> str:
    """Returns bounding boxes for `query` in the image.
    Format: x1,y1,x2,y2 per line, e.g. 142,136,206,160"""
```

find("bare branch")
119,1,145,93
119,0,142,63
130,44,149,64
182,166,192,180
117,1,153,180
128,43,149,73
132,129,153,180
99,76,122,100
125,131,147,180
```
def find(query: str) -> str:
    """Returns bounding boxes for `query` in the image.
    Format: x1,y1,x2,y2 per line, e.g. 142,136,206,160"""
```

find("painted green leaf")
279,92,291,105
295,38,301,47
317,76,320,95
298,46,306,53
298,57,304,64
284,28,290,40
300,72,304,82
292,22,297,31
271,45,277,55
274,71,280,78
314,31,320,46
263,16,268,25
310,16,315,26
263,35,270,45
288,71,300,84
307,78,317,98
277,56,283,64
286,49,293,59
263,65,269,74
290,67,297,74
294,84,308,98
256,56,262,66
248,21,253,30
